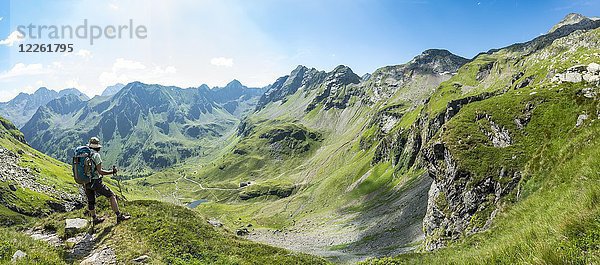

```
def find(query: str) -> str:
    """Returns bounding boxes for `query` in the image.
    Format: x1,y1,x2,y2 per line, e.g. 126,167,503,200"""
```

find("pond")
187,199,208,208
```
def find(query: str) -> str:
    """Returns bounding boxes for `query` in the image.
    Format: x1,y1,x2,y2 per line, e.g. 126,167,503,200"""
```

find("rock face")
422,142,522,250
256,65,327,110
549,13,593,33
364,49,469,103
306,65,362,111
100,83,125,97
477,114,512,147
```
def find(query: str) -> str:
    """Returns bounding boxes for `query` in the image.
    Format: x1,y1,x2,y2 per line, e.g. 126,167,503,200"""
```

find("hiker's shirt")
90,151,103,180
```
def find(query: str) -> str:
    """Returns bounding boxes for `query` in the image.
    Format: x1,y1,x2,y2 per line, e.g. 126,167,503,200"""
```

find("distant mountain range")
0,87,89,128
21,80,264,174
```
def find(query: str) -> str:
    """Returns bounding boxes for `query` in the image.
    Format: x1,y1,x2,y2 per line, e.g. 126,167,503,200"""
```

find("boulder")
236,228,249,236
576,114,589,127
80,247,116,265
584,74,600,84
567,64,588,73
581,88,597,99
11,250,27,262
132,255,150,263
71,233,95,258
207,219,223,227
564,72,583,83
65,218,88,236
587,62,600,73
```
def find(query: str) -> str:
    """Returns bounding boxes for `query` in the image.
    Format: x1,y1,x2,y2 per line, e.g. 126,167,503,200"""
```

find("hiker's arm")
95,163,116,176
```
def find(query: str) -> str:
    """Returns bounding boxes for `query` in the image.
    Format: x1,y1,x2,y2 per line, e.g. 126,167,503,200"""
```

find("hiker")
84,137,130,224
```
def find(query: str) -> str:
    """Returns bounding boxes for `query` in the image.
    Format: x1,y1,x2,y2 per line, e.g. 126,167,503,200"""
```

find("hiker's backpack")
72,146,95,184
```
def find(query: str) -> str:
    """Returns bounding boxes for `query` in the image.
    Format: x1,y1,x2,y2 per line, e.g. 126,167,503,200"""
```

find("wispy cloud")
99,58,176,86
113,58,146,71
0,31,25,46
75,49,93,58
210,57,234,67
0,63,49,80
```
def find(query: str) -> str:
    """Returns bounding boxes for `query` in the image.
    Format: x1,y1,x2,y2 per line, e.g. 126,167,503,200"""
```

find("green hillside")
0,115,81,225
119,13,600,264
361,17,600,264
1,115,327,264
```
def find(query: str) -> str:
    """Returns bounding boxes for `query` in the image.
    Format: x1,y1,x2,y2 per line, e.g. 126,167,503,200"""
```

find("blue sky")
0,0,599,101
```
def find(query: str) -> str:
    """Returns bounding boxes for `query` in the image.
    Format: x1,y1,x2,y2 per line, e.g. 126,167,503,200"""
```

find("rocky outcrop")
306,65,362,111
476,114,512,147
422,142,521,250
256,65,327,110
0,147,83,216
0,116,27,143
551,63,600,85
365,50,469,103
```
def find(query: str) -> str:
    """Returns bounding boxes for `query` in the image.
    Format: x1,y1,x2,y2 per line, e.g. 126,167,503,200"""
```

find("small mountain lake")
187,199,208,208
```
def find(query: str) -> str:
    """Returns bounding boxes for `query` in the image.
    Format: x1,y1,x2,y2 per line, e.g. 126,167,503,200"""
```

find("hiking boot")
116,214,131,223
92,217,105,225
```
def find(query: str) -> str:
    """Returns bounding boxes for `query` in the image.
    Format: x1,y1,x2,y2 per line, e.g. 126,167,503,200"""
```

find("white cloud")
113,58,146,71
65,78,84,89
76,49,92,58
99,58,176,86
0,17,3,22
0,63,48,80
153,66,177,74
109,3,119,10
210,57,234,67
0,31,25,46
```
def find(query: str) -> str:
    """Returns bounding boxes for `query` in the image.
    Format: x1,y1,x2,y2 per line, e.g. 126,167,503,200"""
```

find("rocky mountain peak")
198,84,210,91
327,65,361,84
549,13,589,33
101,83,126,97
225,79,243,88
407,49,470,74
58,88,89,101
256,65,327,110
0,87,88,128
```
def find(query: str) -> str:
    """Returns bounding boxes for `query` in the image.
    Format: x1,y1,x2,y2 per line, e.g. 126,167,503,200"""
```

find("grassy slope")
1,116,328,264
118,23,600,265
362,84,600,264
121,69,433,260
27,199,328,264
0,116,80,223
361,26,600,265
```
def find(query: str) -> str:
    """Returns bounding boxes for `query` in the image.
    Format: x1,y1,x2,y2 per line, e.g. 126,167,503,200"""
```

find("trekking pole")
113,165,128,202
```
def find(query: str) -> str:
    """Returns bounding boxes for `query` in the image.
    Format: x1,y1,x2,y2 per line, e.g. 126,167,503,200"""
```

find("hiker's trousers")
84,178,115,211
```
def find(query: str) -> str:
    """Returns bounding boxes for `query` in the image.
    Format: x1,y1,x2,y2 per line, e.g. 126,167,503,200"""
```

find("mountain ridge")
0,87,89,128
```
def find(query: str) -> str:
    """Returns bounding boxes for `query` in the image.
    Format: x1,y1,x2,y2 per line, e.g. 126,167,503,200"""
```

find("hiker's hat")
88,137,102,148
